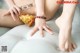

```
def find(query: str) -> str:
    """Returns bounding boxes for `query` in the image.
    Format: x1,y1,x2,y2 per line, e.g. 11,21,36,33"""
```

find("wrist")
35,16,46,20
35,17,46,23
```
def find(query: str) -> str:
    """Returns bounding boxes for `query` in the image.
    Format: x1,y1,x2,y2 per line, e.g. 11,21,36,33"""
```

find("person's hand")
4,5,21,21
30,18,53,37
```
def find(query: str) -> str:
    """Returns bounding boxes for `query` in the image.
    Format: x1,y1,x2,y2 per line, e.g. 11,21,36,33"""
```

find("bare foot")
55,16,77,52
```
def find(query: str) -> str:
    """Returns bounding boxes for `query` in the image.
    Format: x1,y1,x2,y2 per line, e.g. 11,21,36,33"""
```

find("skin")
0,0,77,52
0,0,60,27
55,0,77,52
30,0,54,36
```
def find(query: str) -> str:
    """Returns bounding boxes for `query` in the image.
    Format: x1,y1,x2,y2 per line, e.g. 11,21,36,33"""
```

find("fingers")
67,44,75,52
12,8,19,16
43,26,53,34
10,10,16,21
3,6,21,21
46,26,53,31
68,44,73,52
71,44,74,51
31,25,53,37
11,7,21,21
39,27,44,37
15,6,21,15
64,42,76,52
30,27,38,36
30,26,44,37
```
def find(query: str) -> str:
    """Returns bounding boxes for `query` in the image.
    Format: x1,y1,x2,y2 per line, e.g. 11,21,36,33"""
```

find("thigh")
0,9,23,27
45,0,63,20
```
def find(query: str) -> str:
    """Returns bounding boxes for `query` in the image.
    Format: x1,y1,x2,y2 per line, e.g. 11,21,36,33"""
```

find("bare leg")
55,0,77,52
0,9,23,27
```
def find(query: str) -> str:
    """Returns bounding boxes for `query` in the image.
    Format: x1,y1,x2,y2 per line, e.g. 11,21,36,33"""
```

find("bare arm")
30,0,53,36
35,0,45,16
62,0,77,21
57,0,78,52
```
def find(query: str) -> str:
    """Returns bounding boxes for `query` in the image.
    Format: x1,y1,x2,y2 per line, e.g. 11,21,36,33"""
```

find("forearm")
35,0,45,16
5,0,15,7
62,0,78,18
